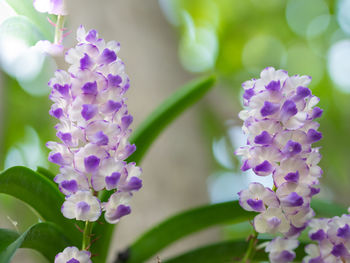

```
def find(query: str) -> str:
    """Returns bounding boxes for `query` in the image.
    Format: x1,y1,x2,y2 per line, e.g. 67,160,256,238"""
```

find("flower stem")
54,15,65,44
82,221,93,251
240,230,258,263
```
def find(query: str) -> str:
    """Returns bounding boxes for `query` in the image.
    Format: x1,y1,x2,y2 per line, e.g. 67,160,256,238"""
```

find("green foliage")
117,199,345,263
128,75,216,164
36,166,56,181
5,0,54,40
0,222,71,263
0,166,81,245
124,201,255,263
163,239,307,263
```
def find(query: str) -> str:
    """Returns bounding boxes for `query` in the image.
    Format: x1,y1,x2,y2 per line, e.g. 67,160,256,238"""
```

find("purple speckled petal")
76,201,91,218
254,160,273,173
265,80,280,92
49,153,64,165
243,88,255,100
337,224,350,239
282,140,302,157
247,199,264,211
267,217,281,228
311,107,323,119
80,53,93,70
281,100,297,119
281,192,304,207
331,243,348,257
93,131,109,146
84,155,100,172
86,30,97,42
121,115,133,130
125,177,142,191
106,100,122,112
275,250,295,262
260,101,280,117
57,132,72,145
307,129,322,143
110,204,131,221
241,160,251,171
254,131,272,145
53,84,70,96
82,81,97,95
310,229,326,241
81,104,98,121
284,171,299,182
108,74,122,87
105,172,121,188
61,180,78,193
294,86,311,101
67,259,80,263
99,48,117,64
51,108,63,119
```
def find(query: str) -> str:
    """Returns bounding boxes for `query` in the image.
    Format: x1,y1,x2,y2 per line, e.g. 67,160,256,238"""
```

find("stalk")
54,15,65,44
82,221,93,251
240,230,258,263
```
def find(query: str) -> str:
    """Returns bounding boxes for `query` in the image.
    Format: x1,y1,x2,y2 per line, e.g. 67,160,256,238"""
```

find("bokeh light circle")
286,44,324,86
328,40,350,93
286,0,329,37
242,35,286,75
337,0,350,35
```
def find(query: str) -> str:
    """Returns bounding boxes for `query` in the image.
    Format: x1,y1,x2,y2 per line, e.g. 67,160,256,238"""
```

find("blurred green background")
0,0,350,262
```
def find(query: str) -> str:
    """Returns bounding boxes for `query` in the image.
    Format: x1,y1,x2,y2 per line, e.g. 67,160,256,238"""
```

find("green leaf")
93,75,216,263
36,166,56,181
5,0,54,40
124,201,255,263
163,239,307,263
0,229,18,251
311,199,348,217
0,166,81,245
0,222,72,263
128,75,216,164
117,199,346,263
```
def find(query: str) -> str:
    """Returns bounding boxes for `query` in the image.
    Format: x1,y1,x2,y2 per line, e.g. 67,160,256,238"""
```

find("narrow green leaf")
117,199,345,263
5,0,54,40
311,199,348,217
0,222,72,263
0,166,81,245
163,239,307,263
128,75,216,164
0,229,18,251
124,201,255,263
93,75,216,263
36,166,56,181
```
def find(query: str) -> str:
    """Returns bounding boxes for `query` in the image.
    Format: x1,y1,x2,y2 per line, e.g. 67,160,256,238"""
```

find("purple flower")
47,26,142,223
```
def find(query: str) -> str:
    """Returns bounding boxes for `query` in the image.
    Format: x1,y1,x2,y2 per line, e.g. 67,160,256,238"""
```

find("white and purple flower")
235,67,323,260
265,237,299,263
33,0,68,15
47,26,142,224
55,247,91,263
304,214,350,262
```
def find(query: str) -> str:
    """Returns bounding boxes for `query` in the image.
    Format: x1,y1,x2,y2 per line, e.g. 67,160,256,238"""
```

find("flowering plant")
0,1,349,263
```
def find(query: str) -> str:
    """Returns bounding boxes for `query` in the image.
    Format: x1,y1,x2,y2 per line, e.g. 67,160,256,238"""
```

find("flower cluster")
304,213,350,262
47,26,142,225
236,67,323,262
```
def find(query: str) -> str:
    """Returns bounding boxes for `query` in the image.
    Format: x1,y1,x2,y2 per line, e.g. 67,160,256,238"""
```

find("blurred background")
0,0,350,262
